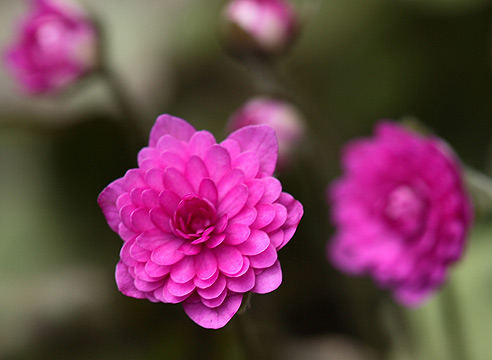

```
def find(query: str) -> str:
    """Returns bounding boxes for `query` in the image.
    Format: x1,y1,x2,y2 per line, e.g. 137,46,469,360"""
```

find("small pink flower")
222,0,298,57
98,114,303,329
5,0,99,94
328,121,473,305
227,97,306,171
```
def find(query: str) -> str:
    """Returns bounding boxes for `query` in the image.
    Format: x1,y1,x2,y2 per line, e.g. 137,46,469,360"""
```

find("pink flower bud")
222,0,298,58
5,0,99,94
227,97,306,171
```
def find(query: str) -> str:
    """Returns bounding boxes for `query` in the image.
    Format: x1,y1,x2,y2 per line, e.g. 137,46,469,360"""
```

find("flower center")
172,194,217,244
384,185,427,238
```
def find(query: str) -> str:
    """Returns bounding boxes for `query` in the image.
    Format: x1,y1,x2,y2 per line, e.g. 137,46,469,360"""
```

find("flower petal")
237,229,270,256
215,245,244,275
185,155,210,192
115,261,146,299
205,145,232,183
196,275,226,299
194,248,218,280
233,151,260,179
224,223,251,245
227,268,255,293
170,256,196,284
217,184,248,218
227,125,278,176
249,244,277,268
251,260,282,294
149,114,196,147
163,168,194,198
188,130,217,157
183,293,243,329
199,178,218,205
151,239,185,265
251,203,276,229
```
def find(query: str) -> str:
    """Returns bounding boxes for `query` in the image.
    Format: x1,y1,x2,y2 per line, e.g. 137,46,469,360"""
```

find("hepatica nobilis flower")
98,115,303,328
227,97,306,171
5,0,98,94
328,121,473,305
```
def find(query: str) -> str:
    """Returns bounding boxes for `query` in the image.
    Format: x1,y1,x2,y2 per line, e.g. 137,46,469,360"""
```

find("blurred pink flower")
227,97,306,171
98,115,303,329
222,0,298,57
5,0,98,94
328,121,473,305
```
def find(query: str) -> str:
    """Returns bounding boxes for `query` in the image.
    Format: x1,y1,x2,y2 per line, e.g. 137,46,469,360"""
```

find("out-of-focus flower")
5,0,99,94
222,0,298,58
227,97,306,171
327,121,473,305
98,114,303,329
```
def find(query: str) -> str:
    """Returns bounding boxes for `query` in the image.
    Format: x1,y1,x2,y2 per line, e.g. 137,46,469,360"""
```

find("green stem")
440,282,469,360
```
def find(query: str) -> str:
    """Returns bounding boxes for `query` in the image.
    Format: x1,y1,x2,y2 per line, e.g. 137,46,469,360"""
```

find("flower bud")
5,0,99,94
221,0,298,59
227,97,306,170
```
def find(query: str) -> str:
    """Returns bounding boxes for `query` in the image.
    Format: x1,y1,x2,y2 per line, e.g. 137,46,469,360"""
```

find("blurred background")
2,0,492,359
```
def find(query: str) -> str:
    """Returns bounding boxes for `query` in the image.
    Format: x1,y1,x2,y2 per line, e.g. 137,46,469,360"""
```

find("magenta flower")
5,0,98,94
222,0,298,57
328,121,473,305
98,115,303,328
227,97,306,171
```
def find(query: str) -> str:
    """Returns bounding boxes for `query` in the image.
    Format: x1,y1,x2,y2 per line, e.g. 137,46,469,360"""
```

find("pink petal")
130,188,144,207
183,293,243,329
167,278,196,297
149,114,196,147
230,207,257,226
160,151,186,173
227,268,255,293
260,177,282,203
119,204,136,232
217,169,245,200
237,229,270,256
134,262,162,282
251,260,282,294
158,190,181,217
141,189,160,208
163,168,194,198
137,147,158,169
185,155,210,192
249,244,278,268
206,234,227,248
194,270,219,288
98,179,125,232
188,130,217,158
224,223,251,245
220,139,241,159
244,179,265,207
131,208,154,232
200,289,228,308
170,256,196,284
199,178,218,205
145,260,171,278
151,239,185,265
194,248,218,280
120,240,138,267
205,145,232,183
233,151,260,179
159,281,192,303
262,203,288,233
251,203,276,229
115,261,146,299
215,245,244,275
134,276,164,292
196,275,226,299
144,168,165,191
129,241,151,262
228,125,278,176
149,208,172,233
217,184,248,218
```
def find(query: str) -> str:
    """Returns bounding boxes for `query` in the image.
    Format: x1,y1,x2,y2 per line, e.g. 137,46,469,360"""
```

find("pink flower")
222,0,298,57
227,97,306,171
5,0,98,94
98,115,303,328
328,121,473,306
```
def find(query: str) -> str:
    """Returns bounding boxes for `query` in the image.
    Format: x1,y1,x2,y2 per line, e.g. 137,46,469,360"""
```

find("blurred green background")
2,0,492,359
